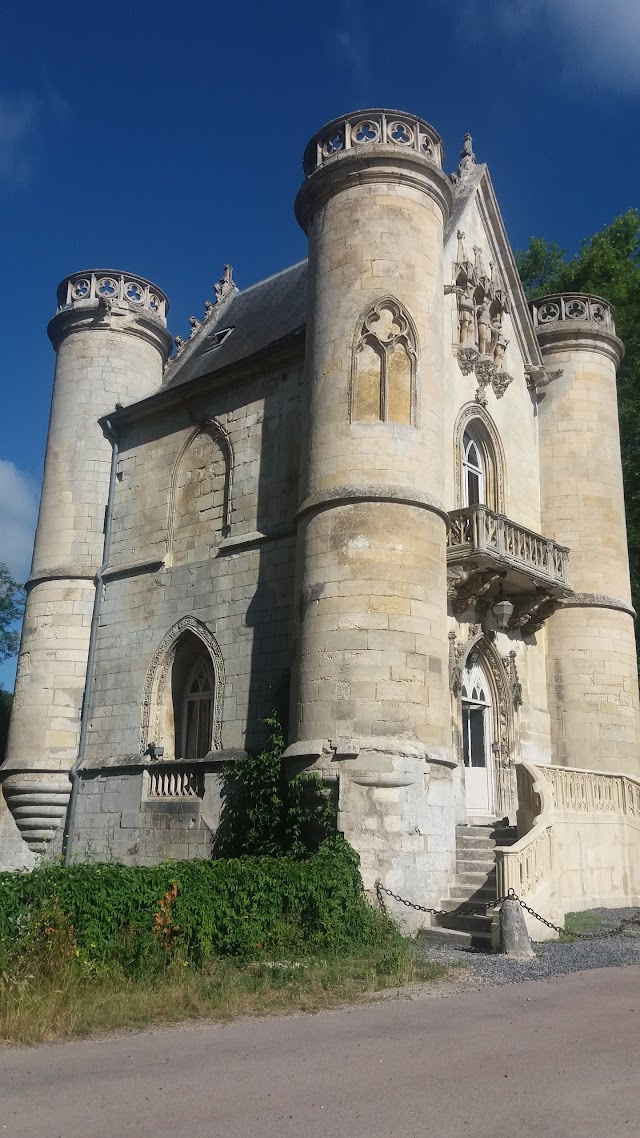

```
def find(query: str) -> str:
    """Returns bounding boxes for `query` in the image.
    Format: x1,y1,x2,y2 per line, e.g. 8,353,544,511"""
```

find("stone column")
1,272,172,852
534,294,640,772
288,110,457,916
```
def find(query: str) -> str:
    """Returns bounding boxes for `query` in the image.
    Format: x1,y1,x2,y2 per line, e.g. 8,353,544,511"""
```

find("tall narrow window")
462,430,485,506
170,632,216,759
182,657,215,759
352,297,417,425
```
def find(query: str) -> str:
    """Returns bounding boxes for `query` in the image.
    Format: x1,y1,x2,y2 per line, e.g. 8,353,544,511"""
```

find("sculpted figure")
492,312,508,368
476,298,493,356
458,283,475,344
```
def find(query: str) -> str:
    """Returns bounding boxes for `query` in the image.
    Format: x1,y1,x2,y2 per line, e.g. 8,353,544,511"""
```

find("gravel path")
417,906,640,987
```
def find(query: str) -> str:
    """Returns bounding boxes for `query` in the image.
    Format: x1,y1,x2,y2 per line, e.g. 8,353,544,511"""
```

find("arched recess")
453,404,506,514
140,616,225,757
452,628,518,815
350,296,419,426
166,419,234,564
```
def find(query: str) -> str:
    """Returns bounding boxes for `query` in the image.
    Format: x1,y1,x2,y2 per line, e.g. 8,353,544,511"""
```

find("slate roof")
164,259,308,389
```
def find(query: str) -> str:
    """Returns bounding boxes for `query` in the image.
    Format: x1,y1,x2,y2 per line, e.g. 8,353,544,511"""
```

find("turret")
533,293,640,771
288,110,457,910
2,270,172,852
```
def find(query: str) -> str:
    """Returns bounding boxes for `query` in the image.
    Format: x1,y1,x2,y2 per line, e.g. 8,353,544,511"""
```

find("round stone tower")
533,293,640,772
289,110,456,908
2,271,172,851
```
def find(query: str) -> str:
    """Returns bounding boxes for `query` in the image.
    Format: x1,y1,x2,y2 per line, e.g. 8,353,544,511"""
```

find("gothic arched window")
454,408,505,514
171,633,216,759
462,430,485,506
352,298,417,425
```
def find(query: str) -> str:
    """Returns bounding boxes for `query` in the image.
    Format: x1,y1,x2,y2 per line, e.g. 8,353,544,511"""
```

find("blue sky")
1,0,639,688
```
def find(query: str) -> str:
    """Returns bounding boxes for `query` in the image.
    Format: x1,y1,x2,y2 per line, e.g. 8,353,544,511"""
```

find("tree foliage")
0,562,24,666
516,210,640,615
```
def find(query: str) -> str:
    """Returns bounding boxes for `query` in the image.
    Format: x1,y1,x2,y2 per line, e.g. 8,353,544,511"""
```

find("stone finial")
451,133,476,184
214,264,235,304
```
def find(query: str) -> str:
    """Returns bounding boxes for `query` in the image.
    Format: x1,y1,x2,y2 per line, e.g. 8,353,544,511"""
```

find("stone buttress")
534,294,640,772
288,110,458,919
1,273,172,854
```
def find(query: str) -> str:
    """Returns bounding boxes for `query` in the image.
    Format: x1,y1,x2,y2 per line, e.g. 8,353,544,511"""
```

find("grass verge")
0,948,448,1047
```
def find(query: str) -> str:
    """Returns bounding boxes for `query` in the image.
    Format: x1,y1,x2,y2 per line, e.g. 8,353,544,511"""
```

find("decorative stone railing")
495,760,554,899
302,109,444,177
147,765,204,799
495,760,640,905
539,764,640,819
529,294,615,333
56,271,169,323
447,506,570,589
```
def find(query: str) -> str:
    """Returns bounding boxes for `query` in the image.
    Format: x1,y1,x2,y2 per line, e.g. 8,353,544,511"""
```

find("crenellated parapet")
530,293,615,332
302,109,444,177
531,293,623,368
56,270,169,322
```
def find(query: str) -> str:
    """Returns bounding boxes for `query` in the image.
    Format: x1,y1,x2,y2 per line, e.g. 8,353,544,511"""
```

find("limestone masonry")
2,109,639,932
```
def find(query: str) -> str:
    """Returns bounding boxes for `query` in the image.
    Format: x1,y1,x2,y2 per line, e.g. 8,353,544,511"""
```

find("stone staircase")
423,822,518,949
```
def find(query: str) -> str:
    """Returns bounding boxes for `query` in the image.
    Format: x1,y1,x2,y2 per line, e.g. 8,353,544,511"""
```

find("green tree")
0,562,24,664
516,210,640,616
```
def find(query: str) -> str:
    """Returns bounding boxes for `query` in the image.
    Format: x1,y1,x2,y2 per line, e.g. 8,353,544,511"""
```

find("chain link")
375,880,640,940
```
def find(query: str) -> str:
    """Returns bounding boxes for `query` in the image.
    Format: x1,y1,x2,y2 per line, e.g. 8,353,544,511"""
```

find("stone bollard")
499,898,535,958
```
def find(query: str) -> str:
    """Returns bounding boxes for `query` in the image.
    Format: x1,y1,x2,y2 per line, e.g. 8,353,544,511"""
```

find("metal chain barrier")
375,881,640,940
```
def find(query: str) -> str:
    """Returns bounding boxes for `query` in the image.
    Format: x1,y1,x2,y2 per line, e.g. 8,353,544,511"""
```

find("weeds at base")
0,951,448,1046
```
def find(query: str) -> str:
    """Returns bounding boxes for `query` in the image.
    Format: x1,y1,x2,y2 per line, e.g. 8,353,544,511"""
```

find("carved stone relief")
446,232,515,398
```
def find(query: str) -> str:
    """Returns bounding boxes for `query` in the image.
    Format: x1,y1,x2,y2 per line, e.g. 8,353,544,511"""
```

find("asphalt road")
1,966,638,1138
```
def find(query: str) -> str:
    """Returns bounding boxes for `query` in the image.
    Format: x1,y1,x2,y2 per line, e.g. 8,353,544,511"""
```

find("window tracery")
351,298,417,425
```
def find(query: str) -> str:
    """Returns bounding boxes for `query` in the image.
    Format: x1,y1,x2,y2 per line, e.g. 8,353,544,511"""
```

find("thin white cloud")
335,0,370,85
0,95,38,188
458,0,640,92
0,460,38,582
0,86,71,190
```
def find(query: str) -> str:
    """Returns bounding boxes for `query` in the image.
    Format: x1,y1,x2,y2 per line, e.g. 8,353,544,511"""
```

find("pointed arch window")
462,430,485,506
352,298,417,425
454,408,505,514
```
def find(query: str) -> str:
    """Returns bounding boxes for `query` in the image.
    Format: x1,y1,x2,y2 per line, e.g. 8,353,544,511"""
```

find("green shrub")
214,713,337,857
0,839,395,974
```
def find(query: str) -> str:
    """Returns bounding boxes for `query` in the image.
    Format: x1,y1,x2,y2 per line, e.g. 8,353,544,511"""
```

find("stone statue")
476,298,493,356
458,133,476,175
491,312,508,368
458,283,475,344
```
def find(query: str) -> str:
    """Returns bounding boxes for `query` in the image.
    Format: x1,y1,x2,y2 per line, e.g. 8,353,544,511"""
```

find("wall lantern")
491,591,514,630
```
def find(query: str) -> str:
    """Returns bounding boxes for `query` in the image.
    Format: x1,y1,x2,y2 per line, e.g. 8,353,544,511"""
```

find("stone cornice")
295,146,455,233
535,322,624,369
295,484,450,528
48,300,173,361
26,566,98,591
559,592,636,619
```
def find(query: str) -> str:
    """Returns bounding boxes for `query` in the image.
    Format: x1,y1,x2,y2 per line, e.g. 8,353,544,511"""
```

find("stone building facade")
2,109,639,924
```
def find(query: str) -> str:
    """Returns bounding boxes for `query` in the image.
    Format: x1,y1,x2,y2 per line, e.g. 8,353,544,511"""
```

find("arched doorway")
461,656,495,816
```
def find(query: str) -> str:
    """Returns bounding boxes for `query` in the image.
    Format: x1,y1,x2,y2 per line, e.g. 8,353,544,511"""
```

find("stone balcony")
447,505,570,632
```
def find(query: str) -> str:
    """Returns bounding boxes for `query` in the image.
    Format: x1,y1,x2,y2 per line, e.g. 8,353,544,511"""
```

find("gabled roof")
443,164,543,368
164,260,307,389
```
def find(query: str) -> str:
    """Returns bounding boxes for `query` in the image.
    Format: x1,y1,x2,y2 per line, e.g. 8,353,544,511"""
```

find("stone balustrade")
447,505,570,589
302,109,444,177
147,764,204,798
540,764,640,819
529,293,615,333
56,270,169,323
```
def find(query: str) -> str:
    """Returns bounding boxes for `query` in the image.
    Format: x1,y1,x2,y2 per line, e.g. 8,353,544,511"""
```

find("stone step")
448,887,497,904
454,869,495,886
456,855,496,872
435,910,494,937
417,926,491,950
